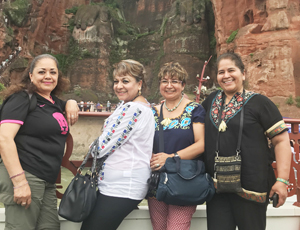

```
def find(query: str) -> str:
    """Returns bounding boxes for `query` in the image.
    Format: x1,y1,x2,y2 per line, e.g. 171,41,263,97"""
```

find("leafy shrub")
226,29,239,43
286,95,294,105
65,6,78,14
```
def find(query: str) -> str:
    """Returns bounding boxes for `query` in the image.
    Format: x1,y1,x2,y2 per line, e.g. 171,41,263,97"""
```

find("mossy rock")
10,57,28,72
4,0,31,27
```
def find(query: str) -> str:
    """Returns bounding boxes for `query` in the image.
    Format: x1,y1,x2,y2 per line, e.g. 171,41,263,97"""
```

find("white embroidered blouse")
96,101,155,200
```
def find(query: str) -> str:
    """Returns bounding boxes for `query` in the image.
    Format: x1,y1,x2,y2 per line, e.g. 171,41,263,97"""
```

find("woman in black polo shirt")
0,54,78,230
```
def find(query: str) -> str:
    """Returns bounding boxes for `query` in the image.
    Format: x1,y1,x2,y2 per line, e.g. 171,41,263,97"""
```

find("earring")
138,88,142,96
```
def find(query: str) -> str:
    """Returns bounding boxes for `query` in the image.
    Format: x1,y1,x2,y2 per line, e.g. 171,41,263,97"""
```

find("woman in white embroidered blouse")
81,60,155,230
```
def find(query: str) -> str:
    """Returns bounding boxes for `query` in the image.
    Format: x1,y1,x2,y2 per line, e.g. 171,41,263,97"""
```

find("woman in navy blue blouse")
148,62,206,230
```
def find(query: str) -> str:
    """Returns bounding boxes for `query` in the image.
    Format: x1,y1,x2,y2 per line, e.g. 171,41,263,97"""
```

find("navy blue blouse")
152,102,206,154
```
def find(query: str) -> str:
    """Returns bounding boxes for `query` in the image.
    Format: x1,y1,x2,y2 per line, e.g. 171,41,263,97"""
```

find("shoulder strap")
28,93,37,113
0,91,37,120
159,103,164,152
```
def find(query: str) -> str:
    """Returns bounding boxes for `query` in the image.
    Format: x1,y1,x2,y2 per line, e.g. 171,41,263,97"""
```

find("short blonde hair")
158,62,188,84
113,59,147,90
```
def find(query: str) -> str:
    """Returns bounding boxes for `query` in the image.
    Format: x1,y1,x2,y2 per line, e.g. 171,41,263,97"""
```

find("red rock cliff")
211,0,300,97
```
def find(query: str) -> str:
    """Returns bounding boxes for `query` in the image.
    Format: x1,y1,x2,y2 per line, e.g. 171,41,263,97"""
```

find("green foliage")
209,36,216,50
4,0,30,27
65,6,78,14
295,96,300,108
176,1,180,16
286,95,294,105
52,38,95,75
204,0,216,51
74,89,81,97
0,83,5,92
0,83,5,104
4,27,13,44
52,54,68,75
7,27,13,36
135,31,155,40
160,16,168,36
226,29,239,44
104,0,120,9
67,18,75,33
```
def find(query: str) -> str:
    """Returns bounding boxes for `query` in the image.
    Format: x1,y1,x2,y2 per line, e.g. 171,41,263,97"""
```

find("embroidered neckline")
154,101,197,120
210,90,256,129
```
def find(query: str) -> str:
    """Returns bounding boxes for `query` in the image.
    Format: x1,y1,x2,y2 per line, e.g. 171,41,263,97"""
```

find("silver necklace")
164,95,184,112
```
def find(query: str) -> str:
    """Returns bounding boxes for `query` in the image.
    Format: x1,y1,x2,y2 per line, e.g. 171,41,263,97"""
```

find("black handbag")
58,138,104,222
213,91,244,193
152,103,215,205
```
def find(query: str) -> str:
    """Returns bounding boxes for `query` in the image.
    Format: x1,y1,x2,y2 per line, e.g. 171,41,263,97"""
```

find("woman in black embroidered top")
202,53,291,230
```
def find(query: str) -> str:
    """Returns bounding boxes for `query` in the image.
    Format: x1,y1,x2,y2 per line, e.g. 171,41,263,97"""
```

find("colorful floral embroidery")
153,102,199,131
213,180,267,203
98,107,142,180
98,104,131,154
237,190,267,203
210,90,257,129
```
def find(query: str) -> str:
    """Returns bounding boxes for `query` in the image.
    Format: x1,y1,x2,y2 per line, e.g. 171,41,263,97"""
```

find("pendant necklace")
164,95,184,112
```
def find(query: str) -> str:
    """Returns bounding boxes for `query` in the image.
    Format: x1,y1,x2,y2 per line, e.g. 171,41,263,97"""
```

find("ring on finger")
71,115,74,118
156,164,160,168
21,202,26,206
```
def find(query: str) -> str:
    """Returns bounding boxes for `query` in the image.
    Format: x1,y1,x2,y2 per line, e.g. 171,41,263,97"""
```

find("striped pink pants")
148,198,197,230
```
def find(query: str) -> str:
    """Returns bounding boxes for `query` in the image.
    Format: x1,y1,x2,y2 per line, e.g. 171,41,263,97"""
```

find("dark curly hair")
2,54,70,99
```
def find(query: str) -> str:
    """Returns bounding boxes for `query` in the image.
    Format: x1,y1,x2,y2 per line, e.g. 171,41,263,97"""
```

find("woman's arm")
0,123,31,209
177,122,205,159
150,122,205,170
65,99,79,126
270,131,291,207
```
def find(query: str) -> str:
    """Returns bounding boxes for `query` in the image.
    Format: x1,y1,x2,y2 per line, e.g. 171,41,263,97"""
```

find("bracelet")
277,178,289,185
174,152,180,158
13,181,28,189
10,171,25,179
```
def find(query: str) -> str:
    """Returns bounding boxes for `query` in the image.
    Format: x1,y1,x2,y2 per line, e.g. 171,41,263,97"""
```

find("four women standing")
0,53,292,230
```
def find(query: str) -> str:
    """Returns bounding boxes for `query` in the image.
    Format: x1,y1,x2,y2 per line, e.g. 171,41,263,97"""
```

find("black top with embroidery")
202,90,287,201
1,91,69,183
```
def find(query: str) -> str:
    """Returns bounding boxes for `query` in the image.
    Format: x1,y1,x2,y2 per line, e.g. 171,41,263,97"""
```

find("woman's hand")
150,152,172,171
13,181,32,209
269,181,288,208
65,100,79,126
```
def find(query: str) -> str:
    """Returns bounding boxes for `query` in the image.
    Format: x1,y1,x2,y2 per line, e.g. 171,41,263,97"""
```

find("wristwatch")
174,152,180,158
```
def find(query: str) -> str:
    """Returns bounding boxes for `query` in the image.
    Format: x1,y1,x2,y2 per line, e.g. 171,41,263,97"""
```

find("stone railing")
55,114,300,206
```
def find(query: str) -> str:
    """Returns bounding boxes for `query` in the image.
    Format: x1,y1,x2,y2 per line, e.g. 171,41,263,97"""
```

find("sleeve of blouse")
95,103,143,158
255,95,288,139
192,104,206,124
0,93,29,125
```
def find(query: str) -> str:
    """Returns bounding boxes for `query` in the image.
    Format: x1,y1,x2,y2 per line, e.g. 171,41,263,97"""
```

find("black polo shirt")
1,91,69,183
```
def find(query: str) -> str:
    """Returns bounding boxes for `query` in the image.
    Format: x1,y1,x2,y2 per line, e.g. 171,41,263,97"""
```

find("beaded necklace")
164,95,184,112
